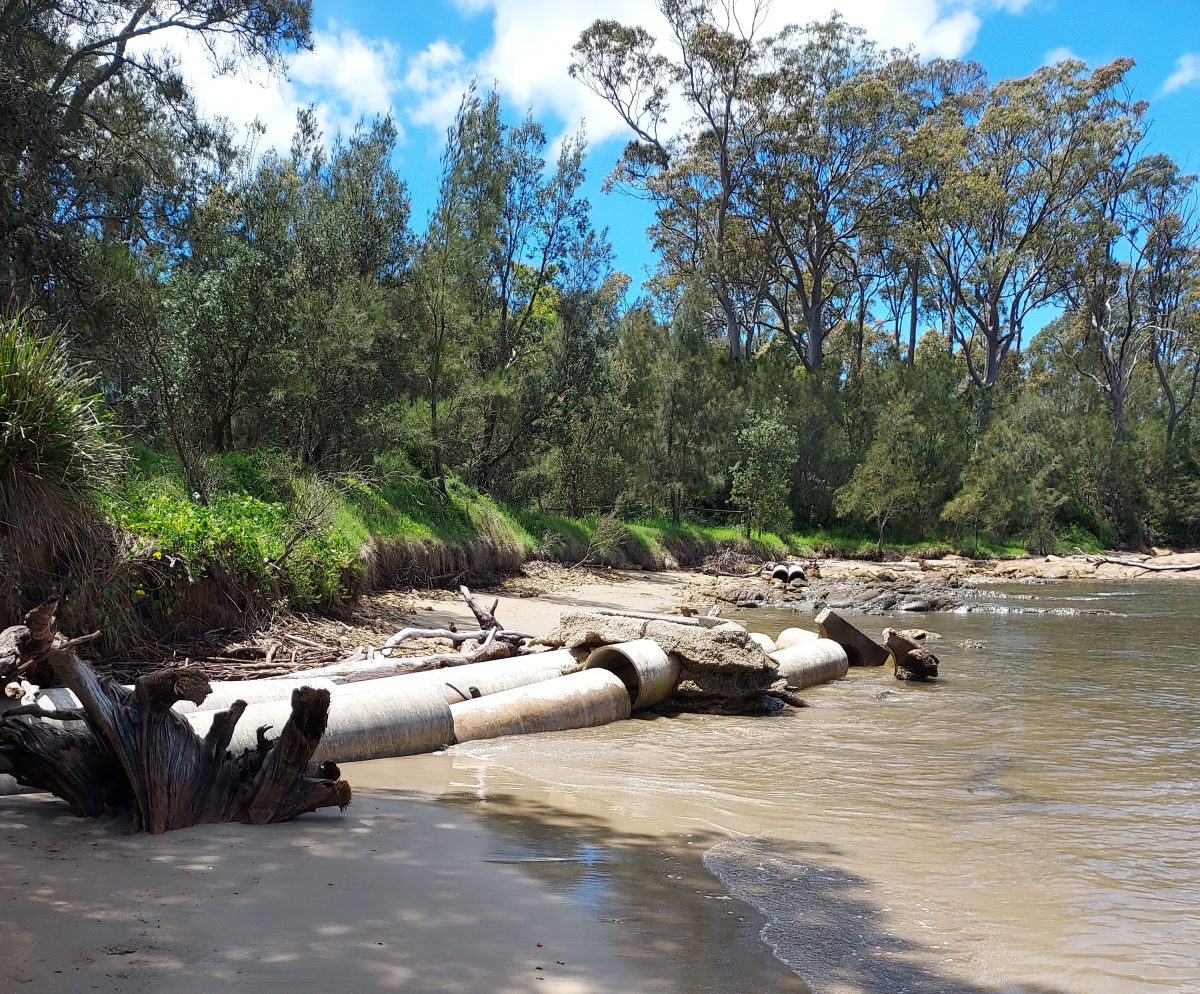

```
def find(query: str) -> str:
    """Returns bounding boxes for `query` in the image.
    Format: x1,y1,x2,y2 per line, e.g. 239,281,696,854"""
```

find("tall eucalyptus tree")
910,58,1134,386
572,0,770,360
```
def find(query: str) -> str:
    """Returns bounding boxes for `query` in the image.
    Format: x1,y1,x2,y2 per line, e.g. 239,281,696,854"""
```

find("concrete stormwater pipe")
774,627,820,650
172,677,340,714
769,639,849,689
450,669,631,744
186,686,454,764
173,649,583,713
748,633,776,652
584,639,679,711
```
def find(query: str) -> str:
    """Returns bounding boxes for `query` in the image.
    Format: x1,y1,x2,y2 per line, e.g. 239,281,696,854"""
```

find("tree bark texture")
0,639,351,832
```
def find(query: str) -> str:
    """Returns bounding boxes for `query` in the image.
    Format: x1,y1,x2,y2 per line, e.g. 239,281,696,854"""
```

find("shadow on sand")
2,777,1075,994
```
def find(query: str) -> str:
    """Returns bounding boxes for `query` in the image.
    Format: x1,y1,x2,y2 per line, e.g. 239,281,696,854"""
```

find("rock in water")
882,628,940,681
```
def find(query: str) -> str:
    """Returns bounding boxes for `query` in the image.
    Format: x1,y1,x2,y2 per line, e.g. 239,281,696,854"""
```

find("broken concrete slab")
814,609,890,667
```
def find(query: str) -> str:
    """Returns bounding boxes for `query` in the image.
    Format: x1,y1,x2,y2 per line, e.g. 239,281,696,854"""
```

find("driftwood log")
1076,553,1200,572
295,630,517,684
883,628,940,682
0,611,351,832
0,596,97,688
377,585,531,657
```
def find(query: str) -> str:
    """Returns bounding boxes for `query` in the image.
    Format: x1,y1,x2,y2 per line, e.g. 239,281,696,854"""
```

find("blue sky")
179,0,1200,291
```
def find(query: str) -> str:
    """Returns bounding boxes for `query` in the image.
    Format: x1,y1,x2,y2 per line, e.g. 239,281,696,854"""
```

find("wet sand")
2,787,765,994
5,795,585,992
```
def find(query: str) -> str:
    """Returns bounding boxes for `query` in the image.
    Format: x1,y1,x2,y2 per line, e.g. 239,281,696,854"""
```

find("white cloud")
1162,53,1200,95
290,29,400,119
1042,45,1079,66
422,1,1020,147
132,25,404,151
126,1,1037,155
404,40,472,129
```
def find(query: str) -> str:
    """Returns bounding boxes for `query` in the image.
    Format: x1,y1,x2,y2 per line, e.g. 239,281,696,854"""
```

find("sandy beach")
0,768,808,994
5,564,1197,994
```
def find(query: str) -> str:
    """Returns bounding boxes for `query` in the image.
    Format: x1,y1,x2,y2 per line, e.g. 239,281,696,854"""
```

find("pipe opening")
584,640,679,711
586,645,641,704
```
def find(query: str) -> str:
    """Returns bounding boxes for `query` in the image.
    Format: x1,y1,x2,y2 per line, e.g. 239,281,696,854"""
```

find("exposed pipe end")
585,639,680,710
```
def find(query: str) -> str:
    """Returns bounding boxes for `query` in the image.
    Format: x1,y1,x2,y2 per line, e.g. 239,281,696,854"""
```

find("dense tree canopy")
4,0,1200,557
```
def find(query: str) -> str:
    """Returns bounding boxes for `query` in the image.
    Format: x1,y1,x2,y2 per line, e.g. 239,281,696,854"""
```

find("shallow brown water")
352,580,1200,994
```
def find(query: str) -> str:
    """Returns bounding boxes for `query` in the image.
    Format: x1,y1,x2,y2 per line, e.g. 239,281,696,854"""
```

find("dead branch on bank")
1074,551,1200,572
378,585,531,654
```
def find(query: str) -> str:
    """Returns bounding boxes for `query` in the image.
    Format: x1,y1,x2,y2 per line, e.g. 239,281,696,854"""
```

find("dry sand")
412,569,699,640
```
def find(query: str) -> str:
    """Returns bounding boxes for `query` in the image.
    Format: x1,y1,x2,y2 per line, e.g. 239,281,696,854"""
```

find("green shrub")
0,317,123,492
0,316,125,623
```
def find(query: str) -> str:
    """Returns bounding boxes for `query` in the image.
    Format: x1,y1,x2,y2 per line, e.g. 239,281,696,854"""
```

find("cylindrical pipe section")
187,687,453,763
787,564,807,582
172,677,339,714
774,627,819,650
769,639,849,689
770,564,791,581
176,650,582,714
748,632,776,652
345,649,583,705
34,688,87,730
585,639,679,710
451,669,631,744
0,774,34,797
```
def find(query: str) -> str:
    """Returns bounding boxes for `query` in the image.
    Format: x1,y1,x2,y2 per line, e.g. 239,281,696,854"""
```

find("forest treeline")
3,2,1199,636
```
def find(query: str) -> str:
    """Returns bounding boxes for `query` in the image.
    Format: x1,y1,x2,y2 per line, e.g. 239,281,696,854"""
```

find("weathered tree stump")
1,597,64,688
883,628,940,682
0,643,351,832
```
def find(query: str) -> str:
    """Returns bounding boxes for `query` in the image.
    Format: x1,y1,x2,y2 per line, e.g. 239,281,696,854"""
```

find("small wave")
701,838,992,993
960,604,1123,618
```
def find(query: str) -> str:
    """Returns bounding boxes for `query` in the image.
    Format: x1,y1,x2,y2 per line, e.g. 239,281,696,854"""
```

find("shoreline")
5,569,1193,992
84,548,1199,675
0,767,809,994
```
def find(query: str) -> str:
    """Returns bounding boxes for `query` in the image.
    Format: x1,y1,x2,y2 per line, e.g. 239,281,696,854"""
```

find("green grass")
785,525,1069,559
80,445,1100,647
512,511,790,567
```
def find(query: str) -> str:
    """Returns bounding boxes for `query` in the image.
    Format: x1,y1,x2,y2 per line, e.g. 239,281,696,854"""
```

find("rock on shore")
691,551,1199,616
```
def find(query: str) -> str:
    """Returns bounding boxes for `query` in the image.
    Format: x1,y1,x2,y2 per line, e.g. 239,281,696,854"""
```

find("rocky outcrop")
697,550,1198,618
883,628,940,682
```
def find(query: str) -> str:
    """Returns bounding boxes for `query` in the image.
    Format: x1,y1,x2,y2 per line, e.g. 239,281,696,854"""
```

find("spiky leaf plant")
1,316,124,625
